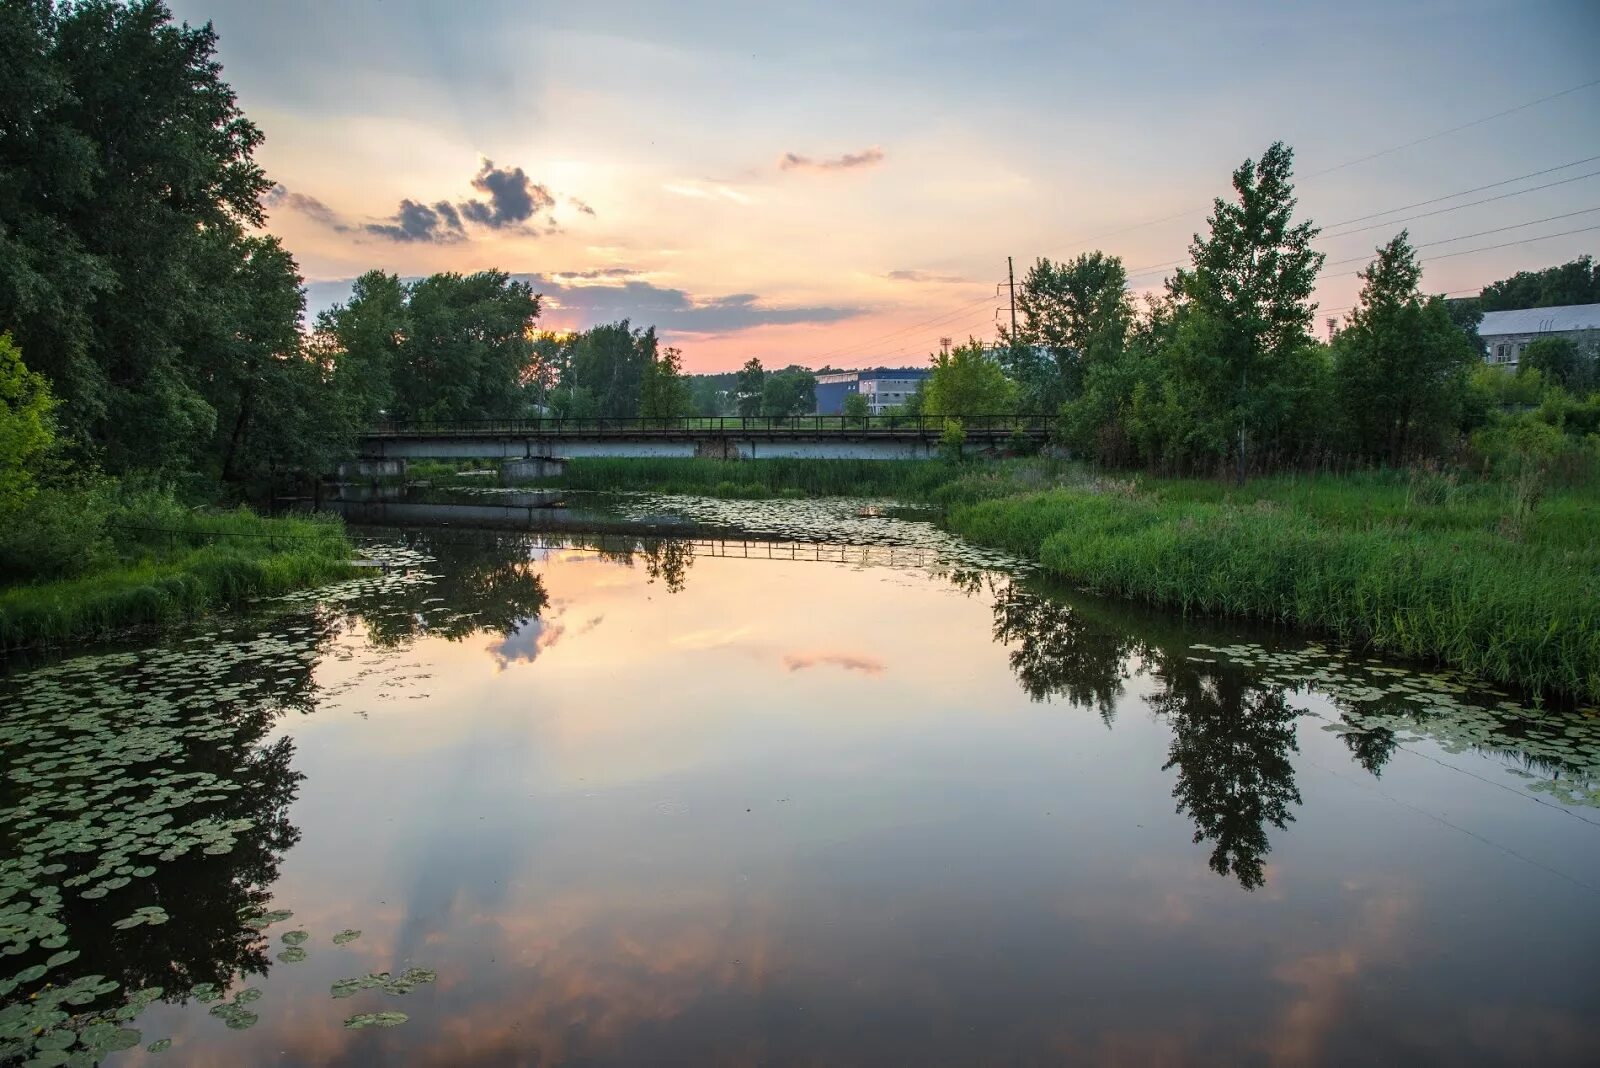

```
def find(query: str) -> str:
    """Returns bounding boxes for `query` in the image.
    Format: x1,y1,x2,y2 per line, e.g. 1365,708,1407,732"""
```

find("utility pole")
1007,256,1019,342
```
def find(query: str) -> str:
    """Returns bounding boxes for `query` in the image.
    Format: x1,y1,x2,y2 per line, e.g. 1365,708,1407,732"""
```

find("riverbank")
0,507,355,651
531,457,1600,702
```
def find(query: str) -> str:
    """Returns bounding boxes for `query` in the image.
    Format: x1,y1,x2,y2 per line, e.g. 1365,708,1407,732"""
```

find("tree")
735,357,765,417
922,339,1016,416
1479,255,1600,311
1332,232,1478,463
1012,252,1132,404
395,272,541,422
0,0,278,473
760,367,817,417
639,345,693,420
564,321,657,418
842,391,870,425
317,271,409,425
0,334,58,515
1521,336,1593,393
1167,142,1324,483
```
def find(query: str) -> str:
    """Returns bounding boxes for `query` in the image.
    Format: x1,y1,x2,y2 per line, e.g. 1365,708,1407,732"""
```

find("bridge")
357,414,1051,463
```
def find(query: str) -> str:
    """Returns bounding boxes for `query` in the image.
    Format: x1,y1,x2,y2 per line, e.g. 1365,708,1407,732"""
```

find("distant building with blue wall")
813,368,931,415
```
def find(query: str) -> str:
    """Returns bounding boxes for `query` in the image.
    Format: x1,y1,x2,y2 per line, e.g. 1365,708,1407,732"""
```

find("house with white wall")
1478,303,1600,369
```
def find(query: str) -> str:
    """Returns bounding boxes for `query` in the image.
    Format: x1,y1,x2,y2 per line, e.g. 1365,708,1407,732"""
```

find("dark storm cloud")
362,199,466,243
303,273,865,335
262,184,347,229
458,159,556,230
779,147,885,172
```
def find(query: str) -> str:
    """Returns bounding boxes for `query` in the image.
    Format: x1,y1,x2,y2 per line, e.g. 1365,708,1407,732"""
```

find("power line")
1121,174,1600,282
1409,222,1600,264
1321,154,1600,229
1323,207,1600,268
806,292,999,363
1321,169,1600,239
1046,78,1600,259
1301,78,1600,180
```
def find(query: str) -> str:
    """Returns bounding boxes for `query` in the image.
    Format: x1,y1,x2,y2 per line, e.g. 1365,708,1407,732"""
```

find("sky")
169,0,1600,373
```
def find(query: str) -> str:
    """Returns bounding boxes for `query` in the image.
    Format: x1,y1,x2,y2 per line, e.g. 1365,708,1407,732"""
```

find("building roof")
1479,303,1600,338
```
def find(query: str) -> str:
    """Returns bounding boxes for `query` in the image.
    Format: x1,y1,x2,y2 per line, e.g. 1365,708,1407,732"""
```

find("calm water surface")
2,497,1597,1066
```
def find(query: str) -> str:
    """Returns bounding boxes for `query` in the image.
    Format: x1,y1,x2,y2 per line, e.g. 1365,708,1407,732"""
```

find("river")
2,493,1597,1065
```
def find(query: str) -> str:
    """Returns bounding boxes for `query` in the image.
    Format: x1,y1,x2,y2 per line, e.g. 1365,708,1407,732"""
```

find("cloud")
779,147,885,172
363,198,467,243
459,159,556,230
887,269,971,284
487,617,563,670
262,184,346,229
782,651,886,675
567,196,596,216
303,273,866,335
551,267,644,280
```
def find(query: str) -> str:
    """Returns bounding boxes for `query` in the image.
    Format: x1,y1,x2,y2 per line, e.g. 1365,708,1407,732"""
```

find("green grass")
0,507,354,650
948,472,1600,702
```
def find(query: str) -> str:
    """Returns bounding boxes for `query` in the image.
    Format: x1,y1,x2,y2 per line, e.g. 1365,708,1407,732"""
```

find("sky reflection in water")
3,521,1598,1067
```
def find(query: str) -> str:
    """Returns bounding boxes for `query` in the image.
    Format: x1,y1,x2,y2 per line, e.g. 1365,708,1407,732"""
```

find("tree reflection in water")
988,580,1136,725
1149,662,1302,890
985,576,1303,890
351,530,552,645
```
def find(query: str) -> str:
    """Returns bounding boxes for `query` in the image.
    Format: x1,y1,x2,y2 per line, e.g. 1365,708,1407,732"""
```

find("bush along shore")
529,457,1599,703
0,497,354,652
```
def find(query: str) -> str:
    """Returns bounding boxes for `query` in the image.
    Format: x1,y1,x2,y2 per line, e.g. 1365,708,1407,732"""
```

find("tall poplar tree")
1168,142,1324,483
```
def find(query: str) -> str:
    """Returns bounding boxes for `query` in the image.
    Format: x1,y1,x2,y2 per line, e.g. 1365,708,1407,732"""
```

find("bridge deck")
363,415,1049,439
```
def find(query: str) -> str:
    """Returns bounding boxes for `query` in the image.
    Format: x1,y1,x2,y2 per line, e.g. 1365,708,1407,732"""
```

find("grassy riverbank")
536,457,1600,701
0,505,354,651
947,472,1599,702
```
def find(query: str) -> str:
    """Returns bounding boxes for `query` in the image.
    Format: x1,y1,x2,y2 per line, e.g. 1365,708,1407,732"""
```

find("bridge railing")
366,414,1053,436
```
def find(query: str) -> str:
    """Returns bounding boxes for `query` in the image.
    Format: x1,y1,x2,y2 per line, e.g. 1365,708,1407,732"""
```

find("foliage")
922,339,1016,416
1331,232,1478,463
1008,252,1132,405
638,345,693,420
318,270,542,425
1521,336,1594,393
1478,255,1600,312
0,333,58,514
843,391,870,425
1165,142,1325,482
760,366,817,417
736,358,766,417
529,457,962,498
0,0,281,475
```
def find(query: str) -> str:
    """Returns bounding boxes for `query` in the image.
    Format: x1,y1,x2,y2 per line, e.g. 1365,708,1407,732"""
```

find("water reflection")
4,513,1598,1065
1151,665,1302,890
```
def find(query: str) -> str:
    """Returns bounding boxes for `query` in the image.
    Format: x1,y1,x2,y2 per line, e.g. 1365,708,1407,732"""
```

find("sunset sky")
171,0,1600,373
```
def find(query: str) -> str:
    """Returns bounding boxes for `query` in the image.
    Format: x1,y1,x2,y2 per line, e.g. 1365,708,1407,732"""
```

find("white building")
1479,303,1600,369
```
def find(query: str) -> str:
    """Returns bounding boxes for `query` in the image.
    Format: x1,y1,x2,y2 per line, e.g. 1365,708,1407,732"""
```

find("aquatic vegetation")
332,929,362,945
344,1011,409,1029
330,967,438,999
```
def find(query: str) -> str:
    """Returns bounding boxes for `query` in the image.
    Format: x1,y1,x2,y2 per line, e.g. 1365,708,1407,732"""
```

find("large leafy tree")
564,320,657,418
922,339,1016,416
317,271,542,425
1332,232,1478,463
759,366,817,417
1167,142,1324,483
1011,252,1132,405
0,0,277,472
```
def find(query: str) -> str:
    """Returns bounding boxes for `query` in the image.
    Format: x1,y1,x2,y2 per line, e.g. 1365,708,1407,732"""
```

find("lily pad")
344,1011,409,1029
331,929,361,945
